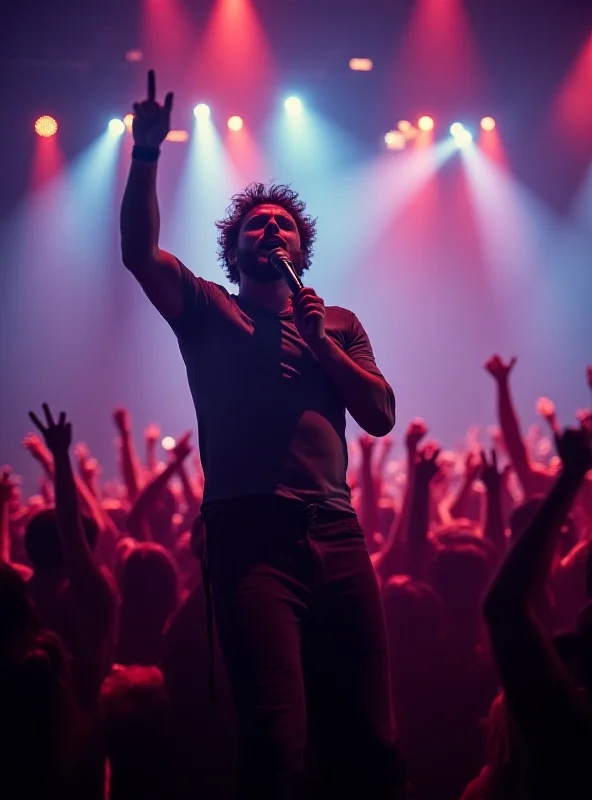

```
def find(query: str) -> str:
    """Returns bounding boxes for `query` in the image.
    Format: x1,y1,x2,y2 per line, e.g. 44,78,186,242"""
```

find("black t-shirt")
165,260,393,514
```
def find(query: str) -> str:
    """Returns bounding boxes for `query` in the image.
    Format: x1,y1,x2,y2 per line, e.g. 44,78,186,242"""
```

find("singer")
121,72,405,799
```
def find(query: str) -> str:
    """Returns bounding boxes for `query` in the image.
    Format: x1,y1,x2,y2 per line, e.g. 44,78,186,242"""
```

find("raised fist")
485,355,517,382
358,433,376,455
536,397,556,420
171,432,193,463
132,70,174,149
405,418,428,451
113,407,131,435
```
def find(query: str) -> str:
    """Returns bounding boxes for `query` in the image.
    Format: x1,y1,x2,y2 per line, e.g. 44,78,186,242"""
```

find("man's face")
234,204,303,283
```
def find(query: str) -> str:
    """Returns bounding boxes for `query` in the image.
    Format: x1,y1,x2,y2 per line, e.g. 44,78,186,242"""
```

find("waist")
202,494,356,526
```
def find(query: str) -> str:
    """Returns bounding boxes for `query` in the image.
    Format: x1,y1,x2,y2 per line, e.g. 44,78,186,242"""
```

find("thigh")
307,527,395,747
208,530,313,759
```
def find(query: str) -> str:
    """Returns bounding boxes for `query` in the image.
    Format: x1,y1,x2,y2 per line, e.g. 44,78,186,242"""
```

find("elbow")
363,411,396,438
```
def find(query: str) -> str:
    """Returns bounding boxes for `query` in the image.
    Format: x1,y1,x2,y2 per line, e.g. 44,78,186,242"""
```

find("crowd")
1,358,591,800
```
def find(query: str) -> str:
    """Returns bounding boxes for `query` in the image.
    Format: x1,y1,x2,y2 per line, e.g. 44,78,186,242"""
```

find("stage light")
166,130,189,142
481,116,496,131
418,115,435,132
397,120,412,133
228,115,244,132
123,113,134,130
349,58,373,72
284,96,303,114
108,119,126,136
385,130,406,150
193,103,211,120
450,122,464,137
161,436,176,451
125,50,144,63
34,115,58,138
452,127,473,147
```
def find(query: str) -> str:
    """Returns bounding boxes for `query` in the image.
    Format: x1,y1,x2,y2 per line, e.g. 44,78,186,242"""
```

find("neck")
238,274,291,313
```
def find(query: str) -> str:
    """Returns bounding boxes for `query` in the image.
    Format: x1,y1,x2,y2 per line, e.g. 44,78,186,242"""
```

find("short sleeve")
165,258,229,341
344,311,387,380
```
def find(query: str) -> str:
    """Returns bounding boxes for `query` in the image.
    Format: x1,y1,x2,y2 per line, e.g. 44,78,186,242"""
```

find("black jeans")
204,496,406,800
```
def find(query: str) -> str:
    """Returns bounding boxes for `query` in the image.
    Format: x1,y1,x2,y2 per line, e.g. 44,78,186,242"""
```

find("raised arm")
358,434,380,553
0,469,15,563
480,448,506,557
536,396,562,439
447,450,481,520
126,432,193,540
376,419,427,579
113,407,142,505
483,426,592,750
121,70,182,318
144,424,161,477
407,446,440,580
29,405,115,627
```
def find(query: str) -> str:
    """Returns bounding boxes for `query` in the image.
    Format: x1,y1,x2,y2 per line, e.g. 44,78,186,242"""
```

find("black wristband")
132,145,161,162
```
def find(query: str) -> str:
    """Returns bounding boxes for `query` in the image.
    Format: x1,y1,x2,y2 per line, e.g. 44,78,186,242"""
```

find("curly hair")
215,182,317,285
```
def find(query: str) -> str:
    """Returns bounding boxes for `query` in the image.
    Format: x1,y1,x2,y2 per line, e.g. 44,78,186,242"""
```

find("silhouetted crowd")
1,358,591,800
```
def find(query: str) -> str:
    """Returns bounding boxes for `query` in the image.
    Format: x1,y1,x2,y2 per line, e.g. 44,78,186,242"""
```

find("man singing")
121,71,405,799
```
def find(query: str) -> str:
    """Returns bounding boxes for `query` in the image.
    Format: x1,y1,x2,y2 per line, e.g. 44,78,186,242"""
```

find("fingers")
491,448,498,468
164,92,174,112
509,357,518,369
58,411,66,427
42,403,55,427
148,69,156,102
29,411,45,433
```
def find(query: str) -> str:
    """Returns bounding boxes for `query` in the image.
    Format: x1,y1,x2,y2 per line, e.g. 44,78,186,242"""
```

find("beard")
236,249,304,284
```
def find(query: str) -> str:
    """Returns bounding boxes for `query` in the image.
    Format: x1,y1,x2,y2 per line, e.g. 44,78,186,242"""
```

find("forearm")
127,460,178,533
484,487,506,555
360,452,380,551
378,451,415,578
311,337,395,436
52,450,95,568
486,471,582,609
117,432,142,504
407,481,430,579
120,160,161,266
0,500,10,563
448,477,474,520
497,381,533,494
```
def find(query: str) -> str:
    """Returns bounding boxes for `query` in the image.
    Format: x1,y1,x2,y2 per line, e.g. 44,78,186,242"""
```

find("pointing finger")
148,69,156,102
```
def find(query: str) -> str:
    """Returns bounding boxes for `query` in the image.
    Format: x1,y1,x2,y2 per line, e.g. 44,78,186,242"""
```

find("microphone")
269,249,303,295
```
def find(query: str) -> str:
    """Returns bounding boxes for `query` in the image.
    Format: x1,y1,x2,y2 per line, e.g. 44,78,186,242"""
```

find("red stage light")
481,116,496,131
34,115,58,138
228,115,244,132
124,113,134,130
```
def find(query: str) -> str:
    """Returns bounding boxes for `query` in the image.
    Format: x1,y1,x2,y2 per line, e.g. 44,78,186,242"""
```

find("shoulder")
325,304,359,329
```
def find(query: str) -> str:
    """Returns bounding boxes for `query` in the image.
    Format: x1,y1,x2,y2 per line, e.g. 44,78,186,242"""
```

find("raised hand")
132,70,174,149
557,426,592,478
29,404,72,456
0,467,17,505
480,448,502,492
464,450,483,481
415,446,441,484
171,431,193,463
536,397,556,421
359,433,376,456
145,424,161,443
113,407,131,435
23,432,52,464
292,288,325,348
485,354,517,383
405,418,428,451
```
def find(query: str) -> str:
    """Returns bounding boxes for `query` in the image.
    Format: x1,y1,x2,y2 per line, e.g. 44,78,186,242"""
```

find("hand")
536,397,556,420
132,70,174,149
576,409,592,434
145,424,161,443
0,467,17,505
113,407,131,435
359,433,376,456
480,448,501,492
557,426,592,478
587,367,592,393
485,354,517,383
292,288,325,348
405,418,428,451
171,431,193,463
74,442,91,463
29,404,72,456
464,450,482,481
23,433,52,464
415,447,441,485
